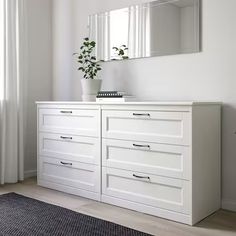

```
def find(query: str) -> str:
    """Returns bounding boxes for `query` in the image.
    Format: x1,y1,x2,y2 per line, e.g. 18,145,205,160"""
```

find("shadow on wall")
220,104,236,202
100,60,136,95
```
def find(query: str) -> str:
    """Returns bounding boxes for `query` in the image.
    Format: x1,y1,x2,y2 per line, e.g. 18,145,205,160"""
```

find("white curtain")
0,0,27,184
128,4,151,58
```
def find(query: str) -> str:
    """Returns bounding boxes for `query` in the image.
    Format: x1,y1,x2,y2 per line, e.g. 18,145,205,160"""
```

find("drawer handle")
60,161,72,166
133,144,150,148
133,174,150,180
60,136,73,140
60,111,73,114
133,113,150,117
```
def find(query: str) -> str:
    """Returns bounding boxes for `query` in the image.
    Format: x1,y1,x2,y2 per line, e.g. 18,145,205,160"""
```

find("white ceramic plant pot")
81,79,102,101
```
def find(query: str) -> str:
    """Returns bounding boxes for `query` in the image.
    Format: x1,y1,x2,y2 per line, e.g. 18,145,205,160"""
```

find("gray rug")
0,193,152,236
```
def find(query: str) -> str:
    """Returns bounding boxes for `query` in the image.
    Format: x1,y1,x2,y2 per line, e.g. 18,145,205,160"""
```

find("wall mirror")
88,0,200,61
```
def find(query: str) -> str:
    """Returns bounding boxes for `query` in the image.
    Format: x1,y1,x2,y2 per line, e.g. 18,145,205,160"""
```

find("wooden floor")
0,178,236,236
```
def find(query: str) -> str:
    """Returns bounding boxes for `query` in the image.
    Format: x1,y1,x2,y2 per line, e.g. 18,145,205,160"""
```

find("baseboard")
222,199,236,212
24,170,37,179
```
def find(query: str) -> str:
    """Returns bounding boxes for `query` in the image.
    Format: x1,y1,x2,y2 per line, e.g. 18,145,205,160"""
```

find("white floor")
0,178,236,236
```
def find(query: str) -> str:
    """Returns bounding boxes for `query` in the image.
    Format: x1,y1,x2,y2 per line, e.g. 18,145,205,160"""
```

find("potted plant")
73,37,102,101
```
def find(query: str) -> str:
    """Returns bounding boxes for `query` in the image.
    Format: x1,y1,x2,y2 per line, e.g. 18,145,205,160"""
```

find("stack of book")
96,91,136,102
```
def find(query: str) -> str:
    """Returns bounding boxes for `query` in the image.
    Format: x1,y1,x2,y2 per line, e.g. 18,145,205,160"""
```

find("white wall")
52,0,73,100
24,0,52,176
52,0,236,211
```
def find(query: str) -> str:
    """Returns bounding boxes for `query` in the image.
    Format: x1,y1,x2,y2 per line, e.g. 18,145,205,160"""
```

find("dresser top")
36,101,221,106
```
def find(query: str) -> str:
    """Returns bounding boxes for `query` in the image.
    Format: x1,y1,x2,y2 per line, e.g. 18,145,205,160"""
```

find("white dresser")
37,101,221,225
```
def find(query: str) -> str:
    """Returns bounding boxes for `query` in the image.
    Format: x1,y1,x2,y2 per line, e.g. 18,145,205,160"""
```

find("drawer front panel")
39,157,100,193
39,108,99,137
102,139,191,179
102,167,190,214
102,110,191,145
39,133,99,165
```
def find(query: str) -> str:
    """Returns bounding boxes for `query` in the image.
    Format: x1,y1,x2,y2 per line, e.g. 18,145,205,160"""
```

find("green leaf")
122,56,129,59
120,50,124,55
90,41,96,47
84,37,89,41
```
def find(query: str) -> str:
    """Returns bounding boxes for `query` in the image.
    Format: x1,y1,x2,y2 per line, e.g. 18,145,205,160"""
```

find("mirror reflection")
88,0,200,61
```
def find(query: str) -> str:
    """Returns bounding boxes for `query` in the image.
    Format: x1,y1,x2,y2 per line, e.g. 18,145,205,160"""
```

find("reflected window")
109,8,129,60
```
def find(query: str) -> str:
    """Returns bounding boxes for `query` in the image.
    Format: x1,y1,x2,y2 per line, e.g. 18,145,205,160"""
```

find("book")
97,91,126,98
96,96,136,102
97,91,120,94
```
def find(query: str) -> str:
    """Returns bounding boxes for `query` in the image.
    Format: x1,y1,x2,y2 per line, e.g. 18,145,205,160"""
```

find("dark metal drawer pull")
60,161,72,166
133,174,150,180
133,113,150,117
133,144,150,148
60,111,72,114
60,136,73,140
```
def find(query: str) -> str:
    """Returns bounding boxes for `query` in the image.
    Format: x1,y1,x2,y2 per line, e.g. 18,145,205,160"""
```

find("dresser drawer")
102,167,190,214
102,139,191,180
39,133,99,165
38,108,99,137
39,157,100,193
102,110,191,145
